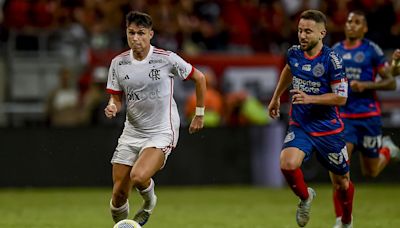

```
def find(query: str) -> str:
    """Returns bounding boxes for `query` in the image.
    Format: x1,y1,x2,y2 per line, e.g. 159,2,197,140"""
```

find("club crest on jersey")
354,52,365,63
312,63,325,77
149,69,161,80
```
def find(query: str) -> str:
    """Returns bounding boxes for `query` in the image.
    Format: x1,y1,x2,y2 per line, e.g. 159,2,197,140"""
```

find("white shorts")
111,127,179,168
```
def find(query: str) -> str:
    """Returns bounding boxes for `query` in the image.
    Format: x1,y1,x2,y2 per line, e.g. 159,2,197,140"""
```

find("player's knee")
112,190,129,207
280,160,300,170
363,169,379,178
130,172,147,186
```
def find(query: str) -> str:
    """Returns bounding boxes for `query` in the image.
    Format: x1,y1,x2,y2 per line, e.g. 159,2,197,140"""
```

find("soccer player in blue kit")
268,10,354,227
331,10,400,228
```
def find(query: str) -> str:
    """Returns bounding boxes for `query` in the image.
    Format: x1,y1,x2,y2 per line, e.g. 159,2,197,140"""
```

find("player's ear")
320,29,326,40
149,29,154,39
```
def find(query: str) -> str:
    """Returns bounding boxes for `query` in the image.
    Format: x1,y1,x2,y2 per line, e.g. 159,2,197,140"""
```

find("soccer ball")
113,219,142,228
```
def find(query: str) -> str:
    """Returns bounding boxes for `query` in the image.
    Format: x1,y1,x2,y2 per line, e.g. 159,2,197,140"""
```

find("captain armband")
331,78,348,97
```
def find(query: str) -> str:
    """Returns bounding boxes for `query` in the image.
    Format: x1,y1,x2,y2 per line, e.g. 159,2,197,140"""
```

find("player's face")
345,13,367,40
297,19,325,51
126,23,154,54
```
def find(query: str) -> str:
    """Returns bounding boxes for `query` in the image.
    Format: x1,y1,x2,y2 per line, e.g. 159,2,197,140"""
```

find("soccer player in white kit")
104,11,206,226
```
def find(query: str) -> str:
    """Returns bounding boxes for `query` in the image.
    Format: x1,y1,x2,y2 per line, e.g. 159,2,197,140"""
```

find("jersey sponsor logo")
342,53,352,60
354,52,365,63
330,52,343,69
173,62,188,76
284,131,295,143
149,69,161,80
363,135,382,150
126,88,162,101
149,59,164,64
312,63,325,77
112,69,117,86
344,67,361,80
118,60,131,65
293,76,321,94
302,64,311,71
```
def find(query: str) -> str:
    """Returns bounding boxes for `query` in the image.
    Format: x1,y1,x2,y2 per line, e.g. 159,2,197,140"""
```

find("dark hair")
300,10,327,28
125,11,153,28
350,10,367,25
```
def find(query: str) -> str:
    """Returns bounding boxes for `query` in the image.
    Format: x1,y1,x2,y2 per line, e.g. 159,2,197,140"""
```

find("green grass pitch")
1,184,399,227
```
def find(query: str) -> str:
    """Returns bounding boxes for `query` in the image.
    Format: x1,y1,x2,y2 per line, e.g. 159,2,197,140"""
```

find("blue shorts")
283,125,349,175
343,117,382,158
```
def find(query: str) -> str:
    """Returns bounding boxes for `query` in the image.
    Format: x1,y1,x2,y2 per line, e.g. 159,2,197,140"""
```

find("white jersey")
106,46,193,137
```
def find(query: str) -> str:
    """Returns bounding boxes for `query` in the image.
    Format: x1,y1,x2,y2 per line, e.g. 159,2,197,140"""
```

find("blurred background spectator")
45,67,80,127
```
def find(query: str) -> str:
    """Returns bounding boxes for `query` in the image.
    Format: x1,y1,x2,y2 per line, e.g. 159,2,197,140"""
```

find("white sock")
138,179,156,211
110,199,129,223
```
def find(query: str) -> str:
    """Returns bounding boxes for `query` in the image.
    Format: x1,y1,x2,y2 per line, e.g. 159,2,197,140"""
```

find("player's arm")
105,94,123,118
188,68,206,134
268,64,292,119
351,64,396,91
291,89,347,106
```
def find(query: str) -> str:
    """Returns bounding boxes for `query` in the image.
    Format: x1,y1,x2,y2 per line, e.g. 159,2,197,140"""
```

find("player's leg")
330,172,354,227
111,163,133,223
360,135,400,177
357,117,391,177
333,118,356,226
313,132,353,227
131,147,166,226
333,142,354,227
280,126,315,227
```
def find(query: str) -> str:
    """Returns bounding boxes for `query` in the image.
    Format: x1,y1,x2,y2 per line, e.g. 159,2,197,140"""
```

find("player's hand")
291,89,312,104
189,115,204,134
350,80,367,92
268,97,280,119
392,49,400,62
104,103,117,119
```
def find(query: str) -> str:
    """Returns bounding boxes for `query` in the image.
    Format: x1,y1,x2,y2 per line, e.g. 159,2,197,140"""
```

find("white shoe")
333,216,353,228
333,217,342,228
296,187,316,227
133,195,157,226
383,136,400,160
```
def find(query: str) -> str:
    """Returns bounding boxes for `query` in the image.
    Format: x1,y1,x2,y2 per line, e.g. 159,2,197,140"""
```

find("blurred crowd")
2,0,400,54
1,0,400,128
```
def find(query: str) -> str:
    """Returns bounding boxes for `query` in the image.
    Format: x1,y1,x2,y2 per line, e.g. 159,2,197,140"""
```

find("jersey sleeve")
169,52,194,81
369,41,387,69
106,59,123,94
329,51,348,97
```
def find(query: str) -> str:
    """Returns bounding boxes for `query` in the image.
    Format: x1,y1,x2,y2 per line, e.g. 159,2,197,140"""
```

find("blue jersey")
287,45,347,136
332,39,386,118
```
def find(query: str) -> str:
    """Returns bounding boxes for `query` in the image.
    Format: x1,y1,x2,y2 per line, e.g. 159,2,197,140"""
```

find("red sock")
336,181,354,224
333,189,343,218
379,147,390,162
281,168,309,200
